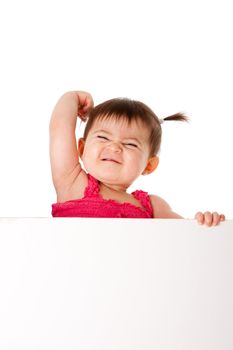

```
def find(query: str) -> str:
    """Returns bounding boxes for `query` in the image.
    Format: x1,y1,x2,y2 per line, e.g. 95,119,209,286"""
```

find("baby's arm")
49,91,93,196
150,195,183,219
150,195,225,226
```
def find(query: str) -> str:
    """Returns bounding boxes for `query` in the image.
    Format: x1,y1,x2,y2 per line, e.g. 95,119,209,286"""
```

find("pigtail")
161,112,189,123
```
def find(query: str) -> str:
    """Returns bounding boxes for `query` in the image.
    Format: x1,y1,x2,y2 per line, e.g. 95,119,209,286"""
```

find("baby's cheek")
129,156,146,175
81,151,92,170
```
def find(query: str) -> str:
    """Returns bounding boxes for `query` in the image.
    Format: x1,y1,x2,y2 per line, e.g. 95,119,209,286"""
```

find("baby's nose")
107,142,122,152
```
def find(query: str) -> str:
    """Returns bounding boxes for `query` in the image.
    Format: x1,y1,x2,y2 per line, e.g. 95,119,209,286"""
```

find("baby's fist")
77,91,94,121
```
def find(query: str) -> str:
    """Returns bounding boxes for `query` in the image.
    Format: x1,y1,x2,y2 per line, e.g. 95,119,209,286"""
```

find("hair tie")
159,118,164,124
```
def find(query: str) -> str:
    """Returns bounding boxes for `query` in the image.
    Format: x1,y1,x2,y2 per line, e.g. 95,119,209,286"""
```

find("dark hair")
83,98,188,157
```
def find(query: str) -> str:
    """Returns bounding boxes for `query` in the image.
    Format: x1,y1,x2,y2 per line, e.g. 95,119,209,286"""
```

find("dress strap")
132,190,153,216
84,174,100,197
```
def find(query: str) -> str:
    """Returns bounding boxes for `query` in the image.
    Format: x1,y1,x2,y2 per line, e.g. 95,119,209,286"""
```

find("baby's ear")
78,138,85,158
142,156,159,175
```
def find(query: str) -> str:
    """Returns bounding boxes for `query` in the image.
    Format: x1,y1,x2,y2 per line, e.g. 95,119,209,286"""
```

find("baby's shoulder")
149,195,171,212
149,194,183,219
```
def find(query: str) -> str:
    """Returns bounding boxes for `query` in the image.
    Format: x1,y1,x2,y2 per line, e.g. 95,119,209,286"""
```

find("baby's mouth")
101,158,121,164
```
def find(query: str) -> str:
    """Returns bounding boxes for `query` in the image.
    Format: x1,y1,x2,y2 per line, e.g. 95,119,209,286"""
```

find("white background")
0,0,232,218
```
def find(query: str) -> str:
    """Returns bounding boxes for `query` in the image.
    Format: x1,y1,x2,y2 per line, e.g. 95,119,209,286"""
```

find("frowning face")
79,117,157,191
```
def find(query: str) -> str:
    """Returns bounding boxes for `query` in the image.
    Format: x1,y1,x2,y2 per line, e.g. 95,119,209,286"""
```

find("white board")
0,218,232,350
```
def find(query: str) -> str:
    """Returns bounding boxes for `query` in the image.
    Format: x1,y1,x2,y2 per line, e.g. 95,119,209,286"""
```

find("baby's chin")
95,173,124,184
84,164,138,187
87,169,124,185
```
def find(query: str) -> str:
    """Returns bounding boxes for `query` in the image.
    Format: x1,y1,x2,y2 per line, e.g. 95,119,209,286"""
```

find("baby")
50,91,225,226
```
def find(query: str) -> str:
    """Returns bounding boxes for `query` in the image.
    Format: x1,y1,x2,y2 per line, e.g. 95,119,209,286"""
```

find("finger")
195,212,204,225
79,101,93,117
78,111,88,121
212,212,220,226
220,214,225,221
204,211,213,227
81,97,88,111
82,96,94,111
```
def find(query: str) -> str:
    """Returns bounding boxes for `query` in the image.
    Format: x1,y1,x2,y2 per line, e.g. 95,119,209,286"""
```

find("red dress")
52,174,153,218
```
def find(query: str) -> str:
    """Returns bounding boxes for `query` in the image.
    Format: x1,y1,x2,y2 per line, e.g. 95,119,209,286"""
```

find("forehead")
90,116,150,139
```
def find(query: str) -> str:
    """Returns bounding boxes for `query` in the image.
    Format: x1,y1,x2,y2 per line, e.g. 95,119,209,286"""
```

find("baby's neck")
100,182,128,194
99,181,143,208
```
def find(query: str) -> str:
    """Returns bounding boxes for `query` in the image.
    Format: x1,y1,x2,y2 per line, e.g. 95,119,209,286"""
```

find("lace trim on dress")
132,190,153,215
84,174,152,215
84,174,100,197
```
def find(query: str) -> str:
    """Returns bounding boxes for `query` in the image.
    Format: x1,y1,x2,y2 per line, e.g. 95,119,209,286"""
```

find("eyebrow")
93,129,112,136
93,129,142,145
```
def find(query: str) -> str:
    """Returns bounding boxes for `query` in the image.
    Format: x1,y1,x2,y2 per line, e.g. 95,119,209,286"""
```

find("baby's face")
80,117,152,189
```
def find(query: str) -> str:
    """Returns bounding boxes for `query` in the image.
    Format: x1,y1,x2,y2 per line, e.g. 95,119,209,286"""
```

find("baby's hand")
77,91,94,121
195,211,225,227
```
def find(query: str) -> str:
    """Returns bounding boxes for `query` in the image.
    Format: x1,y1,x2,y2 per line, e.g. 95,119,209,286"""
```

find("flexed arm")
49,91,93,193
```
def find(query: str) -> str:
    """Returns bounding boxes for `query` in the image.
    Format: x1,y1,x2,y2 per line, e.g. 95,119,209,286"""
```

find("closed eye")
125,143,138,148
97,135,109,140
